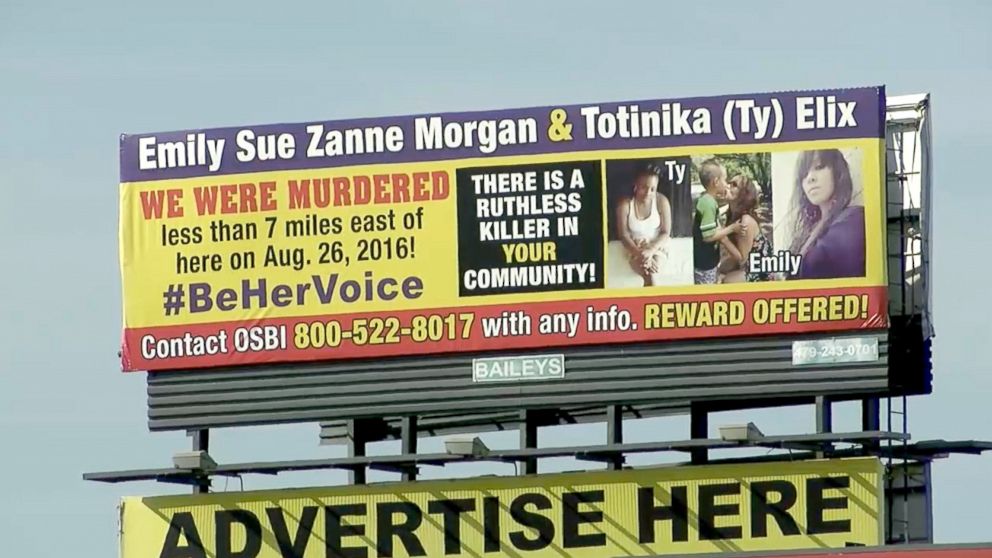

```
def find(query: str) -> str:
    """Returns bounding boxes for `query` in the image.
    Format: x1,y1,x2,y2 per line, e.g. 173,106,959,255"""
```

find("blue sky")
1,1,991,555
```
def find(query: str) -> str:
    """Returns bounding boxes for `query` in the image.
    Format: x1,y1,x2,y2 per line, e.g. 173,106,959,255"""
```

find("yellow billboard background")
120,139,886,329
121,458,883,558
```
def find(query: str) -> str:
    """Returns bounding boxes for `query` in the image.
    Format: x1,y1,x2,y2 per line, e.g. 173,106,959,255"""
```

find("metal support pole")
347,419,368,485
606,405,623,471
861,398,882,462
862,398,880,430
923,461,934,543
401,416,418,482
862,398,881,455
520,410,538,475
815,396,833,459
690,404,708,465
189,429,210,494
816,397,833,433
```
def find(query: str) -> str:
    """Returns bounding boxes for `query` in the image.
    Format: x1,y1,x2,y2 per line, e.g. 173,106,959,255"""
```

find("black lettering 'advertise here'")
377,502,426,558
562,490,606,548
750,480,800,537
637,485,689,543
155,473,860,558
509,493,555,551
326,504,368,558
160,512,206,558
698,483,743,541
266,506,318,558
427,499,476,556
807,476,853,534
216,510,262,558
483,496,501,553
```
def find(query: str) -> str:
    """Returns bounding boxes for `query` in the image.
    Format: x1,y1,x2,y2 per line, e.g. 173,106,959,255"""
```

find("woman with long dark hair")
788,149,865,279
720,174,774,282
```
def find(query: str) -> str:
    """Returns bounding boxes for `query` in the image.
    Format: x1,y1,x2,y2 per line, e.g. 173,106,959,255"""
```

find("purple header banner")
120,86,884,182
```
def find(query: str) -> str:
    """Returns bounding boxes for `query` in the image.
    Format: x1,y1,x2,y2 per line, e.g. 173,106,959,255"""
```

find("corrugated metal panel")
147,330,888,431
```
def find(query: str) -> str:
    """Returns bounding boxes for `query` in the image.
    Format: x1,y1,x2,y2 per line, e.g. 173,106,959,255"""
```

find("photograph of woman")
784,148,866,280
718,174,776,283
614,164,673,286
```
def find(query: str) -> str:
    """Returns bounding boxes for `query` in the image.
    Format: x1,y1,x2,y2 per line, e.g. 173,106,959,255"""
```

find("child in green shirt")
693,159,744,284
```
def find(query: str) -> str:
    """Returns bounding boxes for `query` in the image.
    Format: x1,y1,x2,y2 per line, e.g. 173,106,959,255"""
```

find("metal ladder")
883,108,922,542
886,394,911,543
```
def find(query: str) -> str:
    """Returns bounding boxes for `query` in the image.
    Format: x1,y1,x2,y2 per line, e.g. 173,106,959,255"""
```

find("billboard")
121,458,883,558
119,87,888,371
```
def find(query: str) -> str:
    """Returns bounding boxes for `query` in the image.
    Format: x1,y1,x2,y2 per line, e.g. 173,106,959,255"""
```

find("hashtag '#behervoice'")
162,284,185,316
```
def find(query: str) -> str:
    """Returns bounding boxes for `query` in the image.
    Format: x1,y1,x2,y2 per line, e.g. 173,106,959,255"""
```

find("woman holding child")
719,174,775,283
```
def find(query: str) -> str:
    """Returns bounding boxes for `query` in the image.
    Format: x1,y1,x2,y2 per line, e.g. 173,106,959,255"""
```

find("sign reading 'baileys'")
472,354,565,383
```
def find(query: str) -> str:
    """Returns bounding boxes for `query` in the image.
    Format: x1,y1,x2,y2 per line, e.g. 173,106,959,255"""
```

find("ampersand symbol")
547,109,573,142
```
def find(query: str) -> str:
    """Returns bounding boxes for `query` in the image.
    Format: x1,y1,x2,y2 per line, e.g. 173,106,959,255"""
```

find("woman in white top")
615,165,672,286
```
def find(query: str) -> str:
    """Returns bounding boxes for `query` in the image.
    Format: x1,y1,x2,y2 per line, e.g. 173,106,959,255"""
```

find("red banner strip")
122,286,887,371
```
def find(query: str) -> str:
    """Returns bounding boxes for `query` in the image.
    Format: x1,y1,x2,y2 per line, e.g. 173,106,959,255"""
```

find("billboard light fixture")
172,450,217,471
719,423,764,442
444,436,490,457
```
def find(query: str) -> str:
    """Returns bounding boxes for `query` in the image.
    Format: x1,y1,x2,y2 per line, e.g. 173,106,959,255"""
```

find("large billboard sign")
121,458,883,558
119,87,887,371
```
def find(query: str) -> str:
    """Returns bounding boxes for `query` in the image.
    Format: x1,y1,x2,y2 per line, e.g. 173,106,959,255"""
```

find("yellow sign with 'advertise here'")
121,458,883,558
